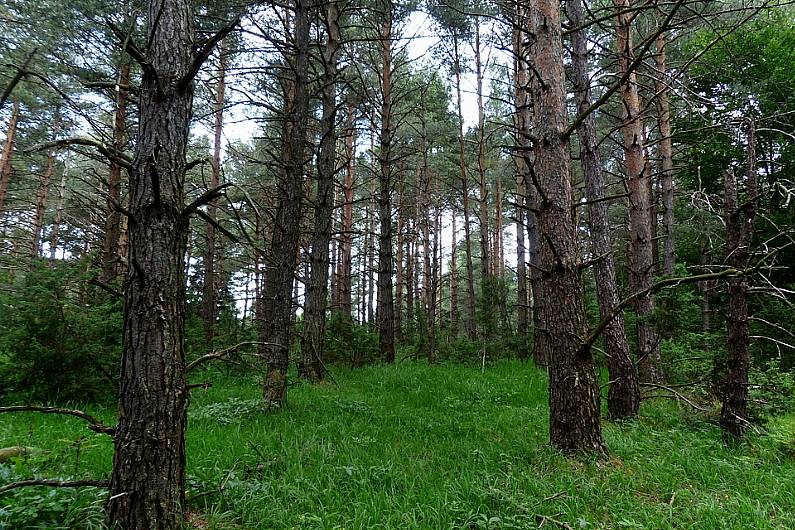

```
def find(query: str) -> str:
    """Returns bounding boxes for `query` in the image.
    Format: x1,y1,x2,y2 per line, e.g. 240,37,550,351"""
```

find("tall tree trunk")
475,18,490,286
513,11,529,359
260,0,311,405
377,0,396,363
453,35,477,341
339,100,356,317
202,51,226,345
395,175,405,342
527,0,604,452
0,98,20,216
300,0,340,381
720,120,757,438
30,109,60,265
106,0,195,526
656,31,675,276
101,62,131,283
615,0,664,383
450,213,459,335
570,0,639,419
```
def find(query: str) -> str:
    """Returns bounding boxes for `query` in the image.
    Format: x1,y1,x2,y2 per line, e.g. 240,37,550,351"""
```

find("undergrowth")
1,360,794,529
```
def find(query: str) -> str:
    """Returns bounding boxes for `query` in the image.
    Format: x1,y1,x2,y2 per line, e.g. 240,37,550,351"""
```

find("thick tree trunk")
615,0,664,383
202,52,226,345
300,0,340,381
260,0,311,405
453,36,477,341
0,98,20,216
656,32,675,276
105,0,195,527
377,1,396,363
101,62,130,284
720,121,756,438
570,0,639,419
527,0,604,452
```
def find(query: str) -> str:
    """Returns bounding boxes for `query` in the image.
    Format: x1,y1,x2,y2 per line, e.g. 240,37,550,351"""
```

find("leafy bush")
0,262,121,404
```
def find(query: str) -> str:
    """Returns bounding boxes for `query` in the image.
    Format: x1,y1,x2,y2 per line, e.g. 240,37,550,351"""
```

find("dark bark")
570,0,640,419
202,50,226,345
615,0,664,383
450,213,459,335
377,0,395,363
101,62,130,284
300,0,340,382
720,121,757,438
260,0,311,405
527,0,605,453
475,19,490,287
49,162,68,266
105,0,196,527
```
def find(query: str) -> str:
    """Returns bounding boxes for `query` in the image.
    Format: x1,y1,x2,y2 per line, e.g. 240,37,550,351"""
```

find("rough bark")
101,62,130,284
105,0,195,527
527,0,605,453
450,213,459,335
377,0,396,363
260,0,311,405
0,98,20,216
720,121,756,438
202,51,225,345
615,0,664,383
300,0,340,381
570,0,640,419
30,110,59,265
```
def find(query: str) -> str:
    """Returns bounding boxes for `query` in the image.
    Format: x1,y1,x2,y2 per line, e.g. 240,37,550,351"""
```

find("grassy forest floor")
2,360,795,529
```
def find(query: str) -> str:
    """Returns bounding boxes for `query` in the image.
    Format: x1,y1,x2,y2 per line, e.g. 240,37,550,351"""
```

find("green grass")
2,360,794,529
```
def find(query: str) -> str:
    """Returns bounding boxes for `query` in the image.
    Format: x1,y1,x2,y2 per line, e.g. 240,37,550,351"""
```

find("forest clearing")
1,0,794,527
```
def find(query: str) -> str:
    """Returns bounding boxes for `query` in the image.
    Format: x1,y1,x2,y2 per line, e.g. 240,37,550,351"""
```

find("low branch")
0,479,108,495
0,406,115,436
641,383,709,412
186,341,266,372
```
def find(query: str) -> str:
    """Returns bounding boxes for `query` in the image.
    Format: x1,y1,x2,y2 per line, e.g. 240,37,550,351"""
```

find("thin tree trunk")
377,0,396,363
570,0,639,419
101,62,131,283
720,120,757,438
0,98,20,216
30,109,59,265
615,0,664,383
106,0,195,526
395,174,405,342
656,31,676,275
513,10,529,359
260,0,311,405
339,100,356,317
475,19,490,287
202,50,226,345
49,156,68,266
450,212,459,335
528,0,604,453
453,35,477,341
300,0,340,381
